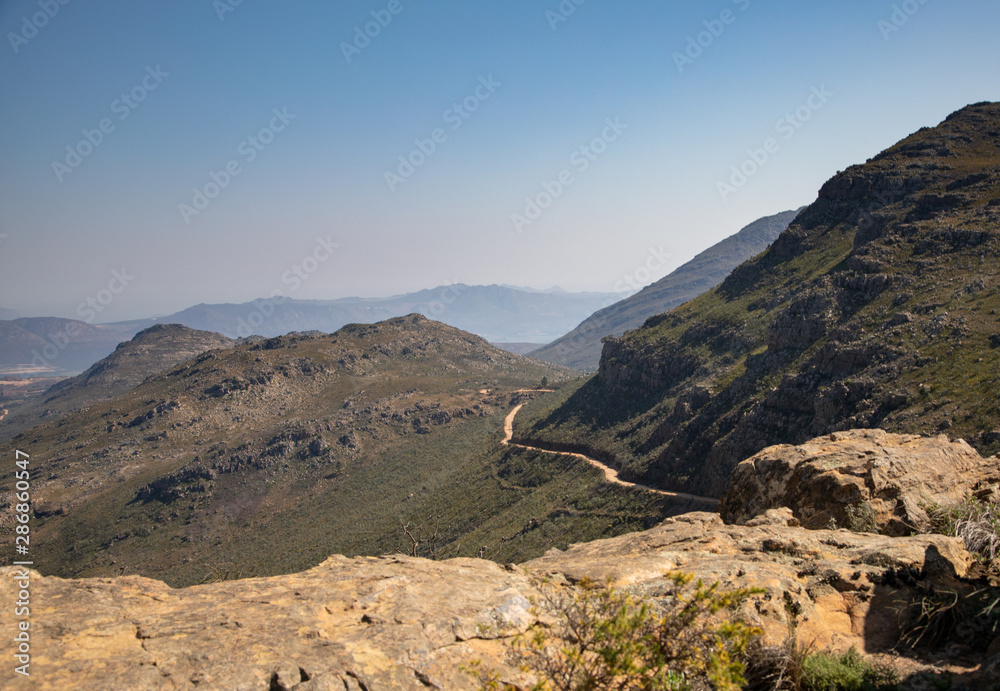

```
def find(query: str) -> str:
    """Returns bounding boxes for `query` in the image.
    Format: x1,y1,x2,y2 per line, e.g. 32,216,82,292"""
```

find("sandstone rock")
719,429,997,535
0,555,542,691
527,512,968,652
0,513,972,689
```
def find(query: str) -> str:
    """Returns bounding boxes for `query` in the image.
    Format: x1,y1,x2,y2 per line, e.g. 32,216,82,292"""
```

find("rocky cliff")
524,102,1000,497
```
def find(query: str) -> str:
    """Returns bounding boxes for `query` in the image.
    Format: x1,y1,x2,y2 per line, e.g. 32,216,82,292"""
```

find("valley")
0,316,687,587
3,102,1000,689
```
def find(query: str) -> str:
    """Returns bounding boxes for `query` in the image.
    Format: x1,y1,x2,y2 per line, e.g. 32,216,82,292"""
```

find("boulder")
719,429,999,535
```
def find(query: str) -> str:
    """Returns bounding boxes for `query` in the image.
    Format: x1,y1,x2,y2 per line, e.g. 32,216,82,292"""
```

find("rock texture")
0,512,973,690
1,556,540,691
719,429,999,535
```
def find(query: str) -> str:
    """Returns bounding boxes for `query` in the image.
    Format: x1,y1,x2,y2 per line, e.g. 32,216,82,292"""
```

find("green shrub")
743,639,897,691
800,648,897,691
471,573,762,690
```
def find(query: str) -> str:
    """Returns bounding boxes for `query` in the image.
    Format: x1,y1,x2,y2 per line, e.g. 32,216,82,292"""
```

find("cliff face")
527,102,1000,496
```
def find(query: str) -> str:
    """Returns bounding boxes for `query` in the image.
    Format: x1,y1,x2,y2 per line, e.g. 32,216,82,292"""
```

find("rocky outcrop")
719,429,999,535
1,511,973,690
531,102,1000,498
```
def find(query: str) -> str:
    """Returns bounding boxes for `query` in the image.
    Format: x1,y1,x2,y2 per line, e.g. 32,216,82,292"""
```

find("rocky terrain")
522,102,1000,497
0,324,235,442
531,209,801,371
3,429,995,689
720,429,1000,535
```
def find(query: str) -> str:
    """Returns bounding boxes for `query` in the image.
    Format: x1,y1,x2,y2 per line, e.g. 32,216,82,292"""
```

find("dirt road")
502,403,718,508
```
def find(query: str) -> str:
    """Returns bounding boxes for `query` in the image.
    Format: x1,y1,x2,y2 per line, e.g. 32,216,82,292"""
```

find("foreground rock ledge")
0,512,973,690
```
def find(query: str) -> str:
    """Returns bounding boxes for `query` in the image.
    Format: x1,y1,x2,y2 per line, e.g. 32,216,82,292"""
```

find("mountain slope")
0,324,234,441
521,102,1000,497
0,315,689,586
530,209,801,370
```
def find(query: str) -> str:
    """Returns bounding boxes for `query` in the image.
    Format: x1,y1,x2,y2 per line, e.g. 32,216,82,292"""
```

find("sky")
1,0,999,321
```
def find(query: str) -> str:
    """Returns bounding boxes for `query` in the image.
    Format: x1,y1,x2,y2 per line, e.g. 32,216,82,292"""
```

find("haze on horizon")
1,0,999,322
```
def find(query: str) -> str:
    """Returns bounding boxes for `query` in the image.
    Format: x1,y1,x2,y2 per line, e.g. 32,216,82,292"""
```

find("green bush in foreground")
471,573,762,690
743,637,898,691
799,648,898,691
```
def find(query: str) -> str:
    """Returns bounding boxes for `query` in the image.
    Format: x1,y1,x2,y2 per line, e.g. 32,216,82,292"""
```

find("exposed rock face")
719,429,998,535
0,556,540,691
527,102,1000,497
527,512,968,653
1,512,971,689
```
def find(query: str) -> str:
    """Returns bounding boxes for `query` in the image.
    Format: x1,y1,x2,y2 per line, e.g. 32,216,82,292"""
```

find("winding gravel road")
502,403,718,508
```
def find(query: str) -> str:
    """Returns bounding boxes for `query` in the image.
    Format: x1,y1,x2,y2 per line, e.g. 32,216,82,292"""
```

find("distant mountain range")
131,284,618,344
530,209,803,370
0,285,619,377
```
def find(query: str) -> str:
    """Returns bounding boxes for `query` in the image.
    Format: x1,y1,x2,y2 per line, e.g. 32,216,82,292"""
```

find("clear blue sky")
2,0,998,320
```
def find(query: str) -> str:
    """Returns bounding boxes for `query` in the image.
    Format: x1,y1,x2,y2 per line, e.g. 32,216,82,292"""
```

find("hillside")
0,315,694,587
0,324,234,441
520,102,1000,497
530,209,801,370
